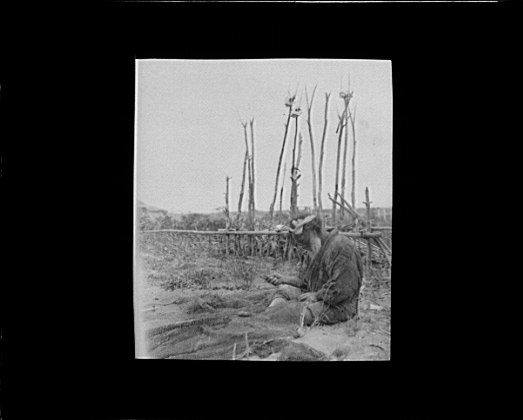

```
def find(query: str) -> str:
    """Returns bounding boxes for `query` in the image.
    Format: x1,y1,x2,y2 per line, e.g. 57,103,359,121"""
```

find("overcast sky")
135,59,392,214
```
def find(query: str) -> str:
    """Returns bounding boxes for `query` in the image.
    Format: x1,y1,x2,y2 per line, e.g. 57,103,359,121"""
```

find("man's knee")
280,285,302,300
268,285,302,309
268,297,287,307
272,285,301,301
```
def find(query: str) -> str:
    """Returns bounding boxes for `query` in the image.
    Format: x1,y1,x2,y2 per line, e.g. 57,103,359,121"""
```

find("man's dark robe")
273,229,363,324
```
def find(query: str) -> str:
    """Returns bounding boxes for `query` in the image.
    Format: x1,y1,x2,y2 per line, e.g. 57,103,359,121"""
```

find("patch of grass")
163,274,192,291
230,258,256,290
331,345,352,360
187,269,212,289
186,297,217,314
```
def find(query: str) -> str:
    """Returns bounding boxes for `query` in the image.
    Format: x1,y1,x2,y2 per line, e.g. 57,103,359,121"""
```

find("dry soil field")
135,232,390,361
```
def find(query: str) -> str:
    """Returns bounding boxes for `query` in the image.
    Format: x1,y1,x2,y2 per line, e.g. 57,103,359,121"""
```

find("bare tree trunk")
296,133,303,171
238,122,249,222
247,156,253,229
249,118,256,224
279,162,287,220
225,176,231,229
340,113,349,220
269,104,294,222
317,92,331,218
290,115,300,219
294,133,303,215
363,186,372,271
241,120,254,229
350,105,357,209
332,113,346,223
237,151,248,222
305,85,318,212
340,74,353,221
333,87,352,224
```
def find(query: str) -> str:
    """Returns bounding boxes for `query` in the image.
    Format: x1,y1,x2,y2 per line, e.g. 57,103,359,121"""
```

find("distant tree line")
138,206,391,232
138,209,228,231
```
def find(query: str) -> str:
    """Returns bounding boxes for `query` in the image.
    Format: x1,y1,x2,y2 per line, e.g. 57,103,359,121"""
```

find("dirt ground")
135,233,390,361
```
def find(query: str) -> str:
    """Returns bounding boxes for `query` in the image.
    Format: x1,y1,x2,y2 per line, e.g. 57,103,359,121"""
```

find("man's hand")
299,292,318,303
264,273,283,286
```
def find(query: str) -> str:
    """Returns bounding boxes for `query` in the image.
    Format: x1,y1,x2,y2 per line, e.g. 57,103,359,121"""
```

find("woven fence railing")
139,228,391,266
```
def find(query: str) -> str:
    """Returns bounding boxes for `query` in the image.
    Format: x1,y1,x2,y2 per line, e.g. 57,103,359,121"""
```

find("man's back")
304,231,363,311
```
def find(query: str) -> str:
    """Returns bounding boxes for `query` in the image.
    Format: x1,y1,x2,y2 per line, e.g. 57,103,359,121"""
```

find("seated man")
265,214,363,327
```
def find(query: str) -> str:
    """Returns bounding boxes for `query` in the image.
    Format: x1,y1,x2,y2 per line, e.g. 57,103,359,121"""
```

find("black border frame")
1,1,516,418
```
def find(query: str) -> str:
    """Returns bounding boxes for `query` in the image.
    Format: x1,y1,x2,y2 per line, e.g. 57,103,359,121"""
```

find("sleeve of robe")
315,239,362,305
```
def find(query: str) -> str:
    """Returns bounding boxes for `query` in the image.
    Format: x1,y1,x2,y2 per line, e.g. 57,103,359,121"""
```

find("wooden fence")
139,228,391,266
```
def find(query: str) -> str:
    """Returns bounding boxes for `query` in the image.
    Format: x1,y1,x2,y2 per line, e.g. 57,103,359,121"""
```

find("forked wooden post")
269,95,295,221
363,186,372,271
317,92,331,216
225,176,231,229
236,234,241,257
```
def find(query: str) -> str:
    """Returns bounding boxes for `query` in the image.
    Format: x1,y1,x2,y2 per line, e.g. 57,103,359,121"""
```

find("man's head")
289,213,324,252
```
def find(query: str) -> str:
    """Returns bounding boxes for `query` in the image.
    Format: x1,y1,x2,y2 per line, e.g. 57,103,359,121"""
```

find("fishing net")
145,289,326,360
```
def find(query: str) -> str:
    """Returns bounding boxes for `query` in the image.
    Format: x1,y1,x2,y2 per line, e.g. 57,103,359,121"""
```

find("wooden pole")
328,192,361,223
279,163,287,220
225,176,231,229
305,85,318,212
249,118,256,225
333,89,352,224
350,105,357,209
290,113,300,219
238,122,249,222
269,96,295,221
237,151,248,222
375,236,392,258
238,234,242,256
317,92,330,217
332,113,346,223
247,156,253,229
237,234,241,256
295,132,303,215
340,112,349,219
363,186,372,271
342,76,354,218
